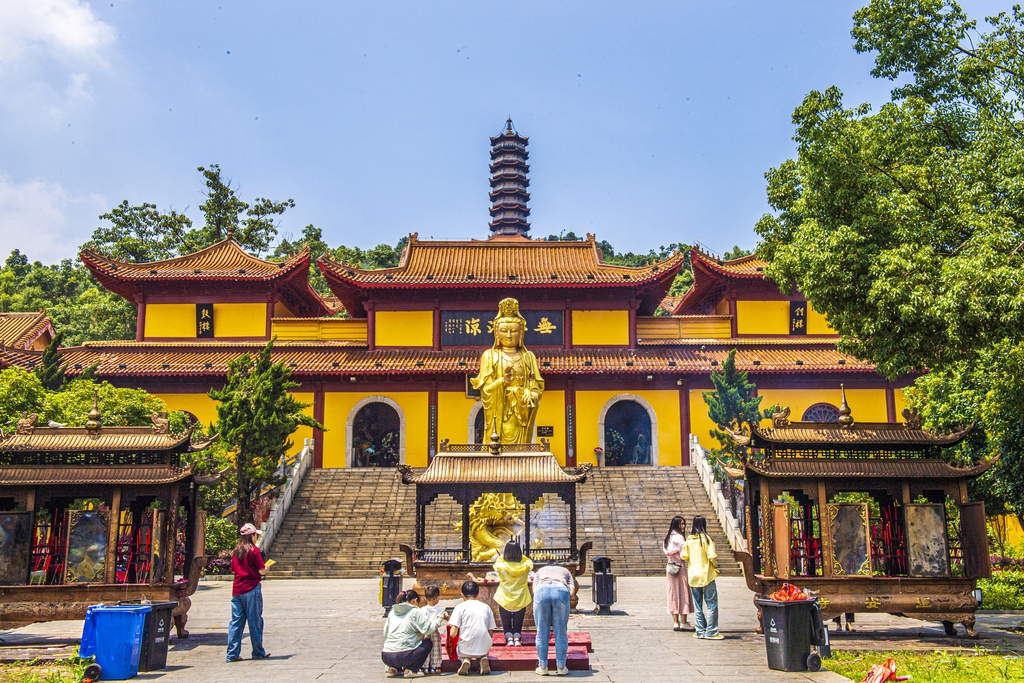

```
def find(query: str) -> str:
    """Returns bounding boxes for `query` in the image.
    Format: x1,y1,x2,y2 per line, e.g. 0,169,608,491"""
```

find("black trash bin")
755,597,826,672
592,556,616,614
117,600,177,671
380,558,403,616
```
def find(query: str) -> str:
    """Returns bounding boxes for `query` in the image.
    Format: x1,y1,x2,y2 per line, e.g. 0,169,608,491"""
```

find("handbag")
666,562,682,576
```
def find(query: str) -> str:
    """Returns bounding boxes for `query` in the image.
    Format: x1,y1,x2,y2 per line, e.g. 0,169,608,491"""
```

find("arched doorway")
349,399,402,467
802,403,841,423
473,406,486,444
601,398,655,466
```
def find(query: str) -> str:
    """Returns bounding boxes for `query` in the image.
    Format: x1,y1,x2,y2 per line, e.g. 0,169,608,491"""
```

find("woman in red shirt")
226,523,270,662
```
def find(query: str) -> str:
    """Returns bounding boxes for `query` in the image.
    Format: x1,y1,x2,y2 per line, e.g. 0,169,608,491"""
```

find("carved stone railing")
257,438,313,553
691,435,747,553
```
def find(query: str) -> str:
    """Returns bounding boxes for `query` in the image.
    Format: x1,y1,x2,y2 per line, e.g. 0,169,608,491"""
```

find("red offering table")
440,632,591,672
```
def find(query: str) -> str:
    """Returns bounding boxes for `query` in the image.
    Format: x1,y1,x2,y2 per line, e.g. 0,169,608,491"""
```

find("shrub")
205,516,238,555
978,569,1024,610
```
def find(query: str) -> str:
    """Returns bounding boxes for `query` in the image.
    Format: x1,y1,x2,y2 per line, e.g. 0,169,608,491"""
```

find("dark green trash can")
755,598,826,672
117,600,177,671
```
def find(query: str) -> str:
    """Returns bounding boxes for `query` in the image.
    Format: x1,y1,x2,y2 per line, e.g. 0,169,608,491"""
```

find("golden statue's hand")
503,365,515,385
524,392,536,408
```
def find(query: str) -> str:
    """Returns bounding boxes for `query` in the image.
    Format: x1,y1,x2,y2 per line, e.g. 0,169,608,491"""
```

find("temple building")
1,122,910,471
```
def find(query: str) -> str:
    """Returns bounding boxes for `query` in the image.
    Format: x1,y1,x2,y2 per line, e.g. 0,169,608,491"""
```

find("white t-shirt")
422,603,445,622
448,599,495,658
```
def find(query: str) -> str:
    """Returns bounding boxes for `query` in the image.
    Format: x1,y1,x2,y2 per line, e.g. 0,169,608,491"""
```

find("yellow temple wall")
271,318,367,341
144,302,268,339
735,300,789,335
572,310,629,346
375,310,433,347
437,391,479,444
807,303,834,334
321,391,429,468
689,387,892,450
144,304,195,338
155,391,312,456
636,316,731,340
534,391,565,465
575,389,681,466
213,303,267,337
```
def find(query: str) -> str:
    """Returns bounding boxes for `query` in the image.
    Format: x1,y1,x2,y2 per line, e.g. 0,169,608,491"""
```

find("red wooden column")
313,382,325,468
565,380,577,467
265,295,275,338
135,294,146,341
678,378,690,466
728,290,738,337
563,300,572,350
628,297,638,349
432,300,442,351
366,300,376,351
886,383,897,423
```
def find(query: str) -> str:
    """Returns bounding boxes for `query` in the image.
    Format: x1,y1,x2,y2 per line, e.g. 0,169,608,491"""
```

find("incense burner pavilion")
1,122,909,470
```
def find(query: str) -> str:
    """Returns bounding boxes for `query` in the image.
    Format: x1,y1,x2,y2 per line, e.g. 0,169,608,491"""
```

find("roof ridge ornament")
837,384,854,429
85,388,102,434
16,412,38,436
771,406,791,429
902,407,922,430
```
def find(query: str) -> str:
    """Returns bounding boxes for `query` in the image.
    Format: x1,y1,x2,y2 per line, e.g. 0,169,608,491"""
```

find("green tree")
273,224,332,297
41,379,184,428
48,287,136,346
721,245,753,261
754,0,1024,522
209,339,322,526
84,200,193,262
702,349,777,470
35,332,67,391
0,368,45,429
189,164,294,255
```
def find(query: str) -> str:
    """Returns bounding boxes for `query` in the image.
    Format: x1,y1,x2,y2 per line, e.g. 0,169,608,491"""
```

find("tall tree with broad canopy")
754,0,1024,525
209,339,323,527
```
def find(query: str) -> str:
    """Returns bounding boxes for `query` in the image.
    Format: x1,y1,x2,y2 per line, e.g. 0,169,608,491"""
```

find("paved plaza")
4,576,1023,683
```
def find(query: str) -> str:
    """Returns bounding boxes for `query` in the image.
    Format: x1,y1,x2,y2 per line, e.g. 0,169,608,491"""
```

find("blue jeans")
533,583,570,669
227,584,266,661
690,581,719,637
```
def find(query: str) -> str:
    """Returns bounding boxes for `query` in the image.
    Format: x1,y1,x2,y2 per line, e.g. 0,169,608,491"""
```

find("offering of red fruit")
769,582,809,601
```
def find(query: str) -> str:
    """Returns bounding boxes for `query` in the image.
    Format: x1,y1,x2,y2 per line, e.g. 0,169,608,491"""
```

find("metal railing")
257,438,313,552
691,435,747,552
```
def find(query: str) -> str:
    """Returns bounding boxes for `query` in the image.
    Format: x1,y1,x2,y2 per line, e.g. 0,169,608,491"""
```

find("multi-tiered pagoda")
488,118,531,238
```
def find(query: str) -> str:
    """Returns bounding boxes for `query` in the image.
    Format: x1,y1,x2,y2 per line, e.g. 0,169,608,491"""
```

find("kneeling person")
448,580,495,675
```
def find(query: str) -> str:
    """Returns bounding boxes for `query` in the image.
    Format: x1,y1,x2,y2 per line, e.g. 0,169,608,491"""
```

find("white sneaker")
404,671,425,678
535,666,549,676
479,658,490,675
555,667,569,676
458,659,472,675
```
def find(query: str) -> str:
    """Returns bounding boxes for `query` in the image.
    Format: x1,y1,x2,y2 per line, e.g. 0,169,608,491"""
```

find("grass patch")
0,657,89,683
826,649,1024,682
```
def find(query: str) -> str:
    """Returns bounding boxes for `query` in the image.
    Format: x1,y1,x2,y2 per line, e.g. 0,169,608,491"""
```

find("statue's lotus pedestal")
398,442,593,626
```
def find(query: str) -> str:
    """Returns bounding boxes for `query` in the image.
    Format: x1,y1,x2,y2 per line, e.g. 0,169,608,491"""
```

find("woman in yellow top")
680,515,723,640
469,540,533,646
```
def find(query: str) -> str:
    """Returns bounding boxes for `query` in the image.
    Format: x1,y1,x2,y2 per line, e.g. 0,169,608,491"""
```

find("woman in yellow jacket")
470,540,533,646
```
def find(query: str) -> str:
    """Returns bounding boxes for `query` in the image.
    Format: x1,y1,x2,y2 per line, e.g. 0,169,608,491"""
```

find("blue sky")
0,0,1007,262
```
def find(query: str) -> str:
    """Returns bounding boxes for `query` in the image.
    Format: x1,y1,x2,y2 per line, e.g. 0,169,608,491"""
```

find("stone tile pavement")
2,577,1021,682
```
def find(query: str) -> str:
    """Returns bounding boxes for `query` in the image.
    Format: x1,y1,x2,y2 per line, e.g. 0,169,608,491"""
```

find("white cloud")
0,175,105,263
0,0,114,121
0,0,114,66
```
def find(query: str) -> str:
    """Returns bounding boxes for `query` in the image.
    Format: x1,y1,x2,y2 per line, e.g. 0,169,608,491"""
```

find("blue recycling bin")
80,604,152,679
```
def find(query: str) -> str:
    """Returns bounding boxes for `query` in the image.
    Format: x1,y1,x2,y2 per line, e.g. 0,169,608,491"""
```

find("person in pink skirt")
663,515,693,631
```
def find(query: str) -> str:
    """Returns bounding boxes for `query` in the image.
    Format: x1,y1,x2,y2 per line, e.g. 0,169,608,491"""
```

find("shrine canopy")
318,232,685,318
81,238,330,317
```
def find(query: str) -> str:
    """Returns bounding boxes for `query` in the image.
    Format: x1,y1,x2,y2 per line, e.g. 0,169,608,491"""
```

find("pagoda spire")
488,118,531,238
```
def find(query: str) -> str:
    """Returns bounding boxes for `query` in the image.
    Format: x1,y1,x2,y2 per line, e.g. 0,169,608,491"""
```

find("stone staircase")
266,466,740,578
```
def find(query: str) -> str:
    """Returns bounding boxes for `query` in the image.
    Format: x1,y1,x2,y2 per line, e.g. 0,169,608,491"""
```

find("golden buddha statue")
472,298,544,445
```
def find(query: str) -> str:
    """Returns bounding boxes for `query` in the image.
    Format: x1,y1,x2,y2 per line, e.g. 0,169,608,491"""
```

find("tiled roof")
81,239,331,316
658,296,684,314
746,457,993,480
401,452,588,484
669,249,771,315
0,425,201,453
0,339,876,377
747,422,974,447
0,311,54,350
318,233,685,317
0,464,195,485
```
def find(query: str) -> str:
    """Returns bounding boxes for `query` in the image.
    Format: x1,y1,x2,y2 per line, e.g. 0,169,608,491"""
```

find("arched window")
474,407,486,444
350,401,402,467
603,399,653,465
803,403,841,423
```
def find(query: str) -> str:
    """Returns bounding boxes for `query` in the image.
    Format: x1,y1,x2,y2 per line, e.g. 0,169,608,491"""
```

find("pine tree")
209,339,323,526
702,349,778,468
34,332,66,391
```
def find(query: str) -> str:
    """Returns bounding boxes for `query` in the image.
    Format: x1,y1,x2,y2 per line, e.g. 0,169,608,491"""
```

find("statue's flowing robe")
472,348,545,444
